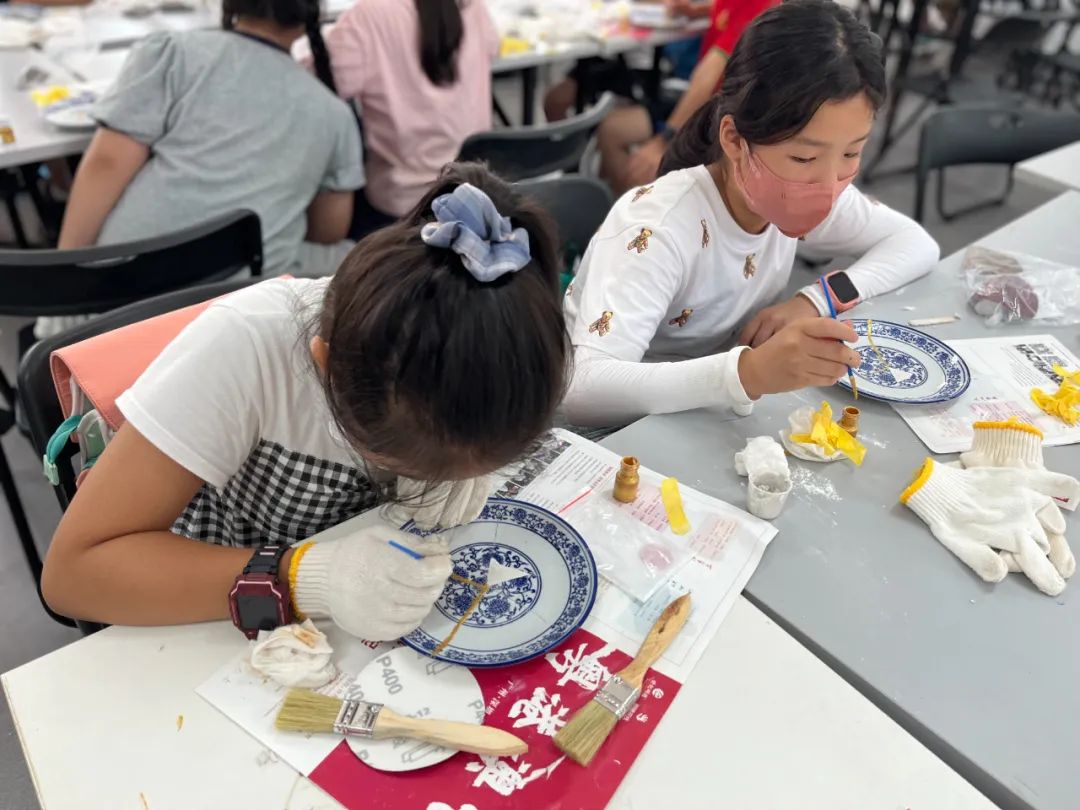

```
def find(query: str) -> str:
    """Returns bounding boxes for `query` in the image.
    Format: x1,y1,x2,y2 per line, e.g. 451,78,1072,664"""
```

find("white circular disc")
345,646,483,772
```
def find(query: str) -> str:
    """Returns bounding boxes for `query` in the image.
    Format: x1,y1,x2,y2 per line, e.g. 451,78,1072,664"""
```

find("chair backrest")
0,209,263,318
458,93,618,182
917,104,1080,174
514,176,614,268
17,278,259,510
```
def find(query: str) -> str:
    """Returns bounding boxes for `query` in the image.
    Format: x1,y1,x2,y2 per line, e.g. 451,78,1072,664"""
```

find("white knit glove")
385,476,492,530
960,419,1077,580
901,458,1079,596
292,528,451,641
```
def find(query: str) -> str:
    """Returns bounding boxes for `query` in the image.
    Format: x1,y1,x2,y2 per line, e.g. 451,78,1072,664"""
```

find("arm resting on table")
42,423,291,625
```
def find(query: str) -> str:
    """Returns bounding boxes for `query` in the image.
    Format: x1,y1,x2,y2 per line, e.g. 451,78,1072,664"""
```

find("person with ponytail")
55,0,362,278
563,0,939,427
321,0,500,235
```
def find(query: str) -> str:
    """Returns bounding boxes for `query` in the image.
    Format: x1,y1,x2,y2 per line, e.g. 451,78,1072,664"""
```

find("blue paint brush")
387,540,424,560
819,275,858,400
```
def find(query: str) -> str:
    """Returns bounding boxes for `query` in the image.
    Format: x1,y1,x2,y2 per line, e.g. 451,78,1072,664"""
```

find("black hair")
222,0,337,93
659,0,885,175
318,161,570,481
415,0,463,86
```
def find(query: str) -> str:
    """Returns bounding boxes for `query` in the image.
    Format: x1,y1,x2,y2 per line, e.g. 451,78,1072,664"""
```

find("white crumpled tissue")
249,619,337,688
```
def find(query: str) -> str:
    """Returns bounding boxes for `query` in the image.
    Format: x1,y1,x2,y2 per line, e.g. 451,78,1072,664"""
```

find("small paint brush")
554,594,691,766
275,689,528,757
818,275,858,399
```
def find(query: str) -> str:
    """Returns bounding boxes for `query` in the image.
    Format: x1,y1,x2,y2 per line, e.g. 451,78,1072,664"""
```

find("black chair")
914,104,1080,222
17,277,259,631
0,210,262,624
514,175,614,274
458,93,617,182
865,8,1055,181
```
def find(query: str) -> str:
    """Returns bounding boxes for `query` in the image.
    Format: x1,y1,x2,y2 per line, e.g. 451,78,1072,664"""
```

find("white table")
0,16,708,170
0,49,93,170
1016,140,1080,193
2,596,997,809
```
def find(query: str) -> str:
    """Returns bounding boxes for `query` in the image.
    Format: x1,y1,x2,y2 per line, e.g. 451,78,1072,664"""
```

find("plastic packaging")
566,495,693,603
962,246,1080,327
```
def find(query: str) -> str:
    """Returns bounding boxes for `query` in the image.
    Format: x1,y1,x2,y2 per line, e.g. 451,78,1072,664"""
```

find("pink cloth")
326,0,500,217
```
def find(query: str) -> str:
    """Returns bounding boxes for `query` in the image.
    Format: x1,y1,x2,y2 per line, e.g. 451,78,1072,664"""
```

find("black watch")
660,123,678,143
227,543,294,640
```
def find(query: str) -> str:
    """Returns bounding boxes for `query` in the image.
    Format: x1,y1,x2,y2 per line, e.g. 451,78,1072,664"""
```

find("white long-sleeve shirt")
562,165,940,426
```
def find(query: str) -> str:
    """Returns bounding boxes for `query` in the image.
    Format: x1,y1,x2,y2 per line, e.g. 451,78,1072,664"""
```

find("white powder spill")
790,466,842,503
859,432,889,449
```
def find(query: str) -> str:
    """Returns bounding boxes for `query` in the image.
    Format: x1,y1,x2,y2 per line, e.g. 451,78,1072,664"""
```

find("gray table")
601,190,1080,810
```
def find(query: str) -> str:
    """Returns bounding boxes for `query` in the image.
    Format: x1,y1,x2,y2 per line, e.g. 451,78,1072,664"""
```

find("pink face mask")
732,144,857,238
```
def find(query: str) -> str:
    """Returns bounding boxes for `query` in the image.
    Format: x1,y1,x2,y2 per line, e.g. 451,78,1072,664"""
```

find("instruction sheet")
893,334,1080,454
494,428,777,682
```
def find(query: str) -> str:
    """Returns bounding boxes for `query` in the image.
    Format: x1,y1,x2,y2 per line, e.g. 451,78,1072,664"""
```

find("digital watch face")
828,272,859,304
237,594,279,631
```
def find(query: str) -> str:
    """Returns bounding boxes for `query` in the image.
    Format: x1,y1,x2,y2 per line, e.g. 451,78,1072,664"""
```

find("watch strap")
243,543,289,576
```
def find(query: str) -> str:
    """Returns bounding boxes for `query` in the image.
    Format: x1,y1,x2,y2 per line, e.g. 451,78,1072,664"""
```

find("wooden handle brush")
276,689,528,757
554,593,691,766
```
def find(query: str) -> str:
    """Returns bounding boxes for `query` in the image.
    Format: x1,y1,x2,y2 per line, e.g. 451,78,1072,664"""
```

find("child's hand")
737,317,861,399
738,294,819,348
292,529,451,641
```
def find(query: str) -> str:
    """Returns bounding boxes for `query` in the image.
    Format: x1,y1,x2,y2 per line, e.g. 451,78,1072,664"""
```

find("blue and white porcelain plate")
401,498,598,668
837,319,970,404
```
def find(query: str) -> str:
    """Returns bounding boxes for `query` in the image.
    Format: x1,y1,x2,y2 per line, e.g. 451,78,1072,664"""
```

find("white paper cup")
747,471,792,520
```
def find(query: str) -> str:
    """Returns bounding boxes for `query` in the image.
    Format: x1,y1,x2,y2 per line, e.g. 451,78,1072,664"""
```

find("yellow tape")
433,574,490,656
1030,365,1080,426
660,478,691,535
789,401,867,466
866,319,890,370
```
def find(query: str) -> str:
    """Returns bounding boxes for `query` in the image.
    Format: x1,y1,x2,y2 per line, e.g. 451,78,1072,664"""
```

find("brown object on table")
613,456,640,503
839,406,860,436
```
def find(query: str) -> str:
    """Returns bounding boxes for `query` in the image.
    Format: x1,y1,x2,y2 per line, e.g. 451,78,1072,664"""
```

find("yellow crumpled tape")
1031,366,1080,426
789,400,867,466
30,86,70,107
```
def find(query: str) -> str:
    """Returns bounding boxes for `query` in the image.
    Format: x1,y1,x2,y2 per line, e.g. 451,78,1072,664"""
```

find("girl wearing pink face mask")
563,0,939,428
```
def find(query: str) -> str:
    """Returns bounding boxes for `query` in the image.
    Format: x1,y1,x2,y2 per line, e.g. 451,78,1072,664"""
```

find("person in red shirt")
597,0,778,196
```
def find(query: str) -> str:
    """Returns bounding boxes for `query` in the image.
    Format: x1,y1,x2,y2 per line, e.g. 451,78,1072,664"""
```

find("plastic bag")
962,246,1080,327
565,494,693,603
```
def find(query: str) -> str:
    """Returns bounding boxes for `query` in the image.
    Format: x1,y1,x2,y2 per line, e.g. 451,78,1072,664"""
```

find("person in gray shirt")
56,0,364,276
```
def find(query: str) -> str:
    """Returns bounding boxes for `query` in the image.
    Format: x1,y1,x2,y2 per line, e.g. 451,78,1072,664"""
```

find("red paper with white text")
309,628,680,810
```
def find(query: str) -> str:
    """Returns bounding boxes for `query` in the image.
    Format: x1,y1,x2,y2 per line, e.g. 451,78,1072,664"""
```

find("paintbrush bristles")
553,699,620,766
275,689,343,733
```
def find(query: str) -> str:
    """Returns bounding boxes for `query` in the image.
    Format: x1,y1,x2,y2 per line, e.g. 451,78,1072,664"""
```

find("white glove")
385,476,492,530
902,458,1079,596
293,528,451,640
960,418,1077,579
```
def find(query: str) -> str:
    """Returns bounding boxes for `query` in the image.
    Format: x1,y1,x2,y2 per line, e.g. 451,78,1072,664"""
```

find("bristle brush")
275,689,528,757
554,593,691,766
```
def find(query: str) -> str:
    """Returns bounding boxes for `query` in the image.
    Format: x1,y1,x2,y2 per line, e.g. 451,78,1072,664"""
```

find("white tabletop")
0,12,707,170
2,596,996,809
0,49,94,170
1016,140,1080,194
